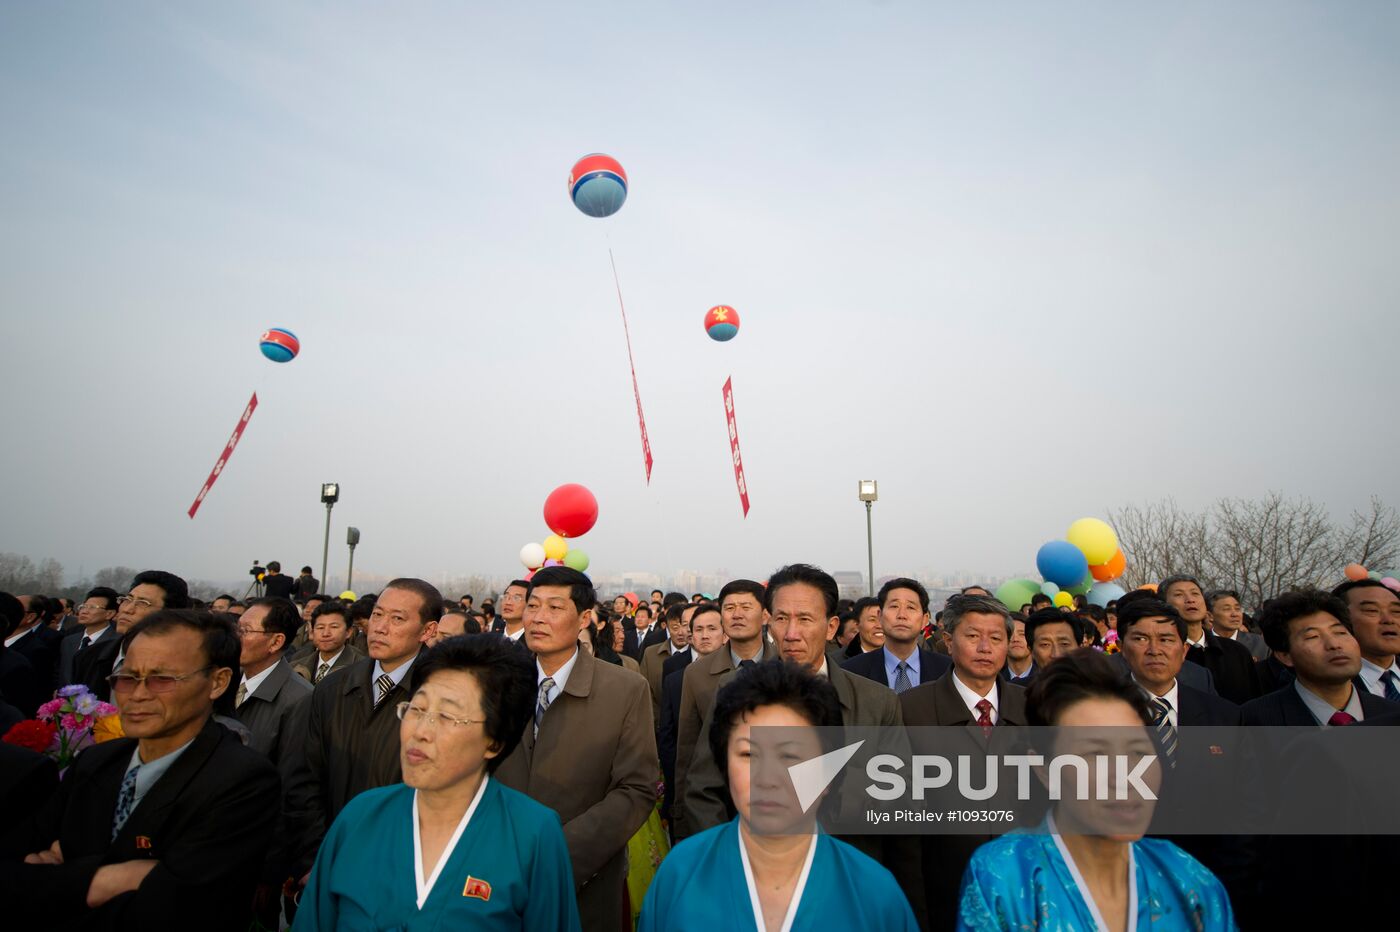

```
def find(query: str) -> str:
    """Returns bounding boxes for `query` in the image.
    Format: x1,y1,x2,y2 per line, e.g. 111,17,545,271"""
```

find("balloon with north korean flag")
704,305,740,342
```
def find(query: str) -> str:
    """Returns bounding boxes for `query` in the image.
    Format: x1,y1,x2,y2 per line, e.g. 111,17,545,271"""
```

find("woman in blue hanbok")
639,660,919,932
293,635,580,931
958,649,1237,932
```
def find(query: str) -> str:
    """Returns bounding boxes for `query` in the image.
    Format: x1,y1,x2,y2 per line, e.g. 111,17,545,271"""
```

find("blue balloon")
1087,582,1127,608
1036,540,1089,588
1040,581,1060,597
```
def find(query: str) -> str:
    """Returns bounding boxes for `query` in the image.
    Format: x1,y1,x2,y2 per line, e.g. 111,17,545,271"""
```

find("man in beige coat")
495,566,657,932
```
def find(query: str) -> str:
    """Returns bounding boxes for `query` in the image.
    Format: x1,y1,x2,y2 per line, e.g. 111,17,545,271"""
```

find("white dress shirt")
537,649,580,707
952,674,999,724
1358,657,1400,697
238,662,278,705
1134,677,1180,728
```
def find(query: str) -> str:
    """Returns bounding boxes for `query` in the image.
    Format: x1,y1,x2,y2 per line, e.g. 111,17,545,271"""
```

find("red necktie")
1328,710,1356,726
975,699,994,738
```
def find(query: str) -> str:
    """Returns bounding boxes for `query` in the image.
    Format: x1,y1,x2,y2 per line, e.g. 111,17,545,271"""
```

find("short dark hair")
0,592,23,638
1257,589,1351,654
878,577,929,613
383,578,445,624
86,586,120,612
689,602,721,628
1205,589,1240,610
851,596,880,618
507,579,531,593
1115,598,1186,640
1158,575,1202,600
247,598,302,652
131,570,190,610
663,603,688,626
214,593,236,604
1330,579,1395,603
708,660,843,788
1024,608,1077,647
1026,648,1153,727
409,634,536,773
527,566,596,614
267,561,281,573
311,601,349,626
663,592,687,608
301,566,313,574
634,603,653,619
1029,592,1053,608
718,578,766,609
123,609,241,676
764,564,838,617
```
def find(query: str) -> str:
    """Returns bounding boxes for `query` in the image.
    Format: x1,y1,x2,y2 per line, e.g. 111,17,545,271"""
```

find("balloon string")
609,247,654,484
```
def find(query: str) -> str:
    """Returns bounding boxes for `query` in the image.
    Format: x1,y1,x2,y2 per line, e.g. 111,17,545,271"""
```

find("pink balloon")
543,559,563,567
1383,577,1400,591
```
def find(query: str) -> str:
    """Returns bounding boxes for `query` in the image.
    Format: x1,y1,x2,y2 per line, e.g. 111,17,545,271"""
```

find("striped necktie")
1381,670,1400,703
111,765,140,841
1152,696,1178,769
893,661,914,694
235,682,247,707
374,672,394,707
315,661,330,683
535,677,556,737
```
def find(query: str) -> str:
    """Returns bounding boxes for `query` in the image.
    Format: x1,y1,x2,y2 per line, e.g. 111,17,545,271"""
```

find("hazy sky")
2,2,1397,589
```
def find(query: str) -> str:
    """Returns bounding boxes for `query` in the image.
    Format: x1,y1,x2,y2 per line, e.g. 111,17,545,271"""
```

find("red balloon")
543,483,599,538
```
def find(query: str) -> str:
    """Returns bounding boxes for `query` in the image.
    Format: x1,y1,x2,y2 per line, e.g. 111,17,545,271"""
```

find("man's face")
634,608,653,630
721,592,767,643
525,585,589,658
1164,581,1207,625
690,609,727,655
435,612,468,643
948,612,1009,682
1008,619,1030,662
228,604,246,617
692,594,704,604
17,595,39,630
366,587,434,665
856,605,885,649
500,585,528,624
311,612,351,655
1343,586,1400,662
117,583,166,635
836,617,858,647
237,604,285,669
1282,611,1362,685
117,627,228,742
77,597,117,632
459,597,473,610
1209,596,1244,634
666,615,691,649
1120,618,1187,692
210,597,232,613
302,597,326,625
768,583,838,671
651,591,663,604
880,588,928,646
612,596,629,615
1031,621,1078,669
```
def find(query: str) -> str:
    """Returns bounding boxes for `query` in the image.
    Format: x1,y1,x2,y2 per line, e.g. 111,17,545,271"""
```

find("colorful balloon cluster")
1343,563,1400,590
518,484,599,578
994,518,1129,611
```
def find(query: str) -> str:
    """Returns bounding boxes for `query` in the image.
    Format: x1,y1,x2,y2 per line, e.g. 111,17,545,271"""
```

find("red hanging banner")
187,392,259,518
722,376,750,517
609,249,653,483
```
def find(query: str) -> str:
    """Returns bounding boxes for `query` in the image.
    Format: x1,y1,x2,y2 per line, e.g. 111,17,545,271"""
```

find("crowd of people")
1,557,1397,931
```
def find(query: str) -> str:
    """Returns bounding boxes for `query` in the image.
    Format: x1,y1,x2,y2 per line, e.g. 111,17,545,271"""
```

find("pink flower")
36,699,64,721
60,712,82,733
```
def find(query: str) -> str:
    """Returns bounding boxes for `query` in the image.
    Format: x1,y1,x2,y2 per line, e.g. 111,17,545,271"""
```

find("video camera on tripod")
246,560,266,598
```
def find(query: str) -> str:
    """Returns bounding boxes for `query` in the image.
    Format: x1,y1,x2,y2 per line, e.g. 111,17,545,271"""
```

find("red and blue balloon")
259,328,299,363
569,154,628,218
704,305,740,342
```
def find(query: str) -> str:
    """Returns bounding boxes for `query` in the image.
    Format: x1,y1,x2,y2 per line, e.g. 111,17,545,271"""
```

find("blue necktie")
1382,670,1400,703
893,661,914,694
111,765,140,841
535,677,555,737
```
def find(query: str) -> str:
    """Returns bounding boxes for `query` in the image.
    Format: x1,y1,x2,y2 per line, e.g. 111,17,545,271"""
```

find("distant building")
832,571,866,601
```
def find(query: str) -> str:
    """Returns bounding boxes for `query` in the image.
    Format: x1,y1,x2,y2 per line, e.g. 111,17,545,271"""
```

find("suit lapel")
112,720,223,848
251,658,292,703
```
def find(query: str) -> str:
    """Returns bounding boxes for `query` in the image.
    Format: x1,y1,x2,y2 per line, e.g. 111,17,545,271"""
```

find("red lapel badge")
462,876,492,901
135,836,153,850
1208,745,1224,756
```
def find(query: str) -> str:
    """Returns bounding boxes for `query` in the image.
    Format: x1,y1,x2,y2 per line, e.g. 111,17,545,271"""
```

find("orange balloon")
1090,549,1126,582
1138,583,1158,593
1344,563,1368,581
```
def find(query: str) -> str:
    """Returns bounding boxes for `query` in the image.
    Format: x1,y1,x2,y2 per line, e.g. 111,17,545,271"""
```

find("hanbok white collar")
1047,812,1137,932
736,824,817,932
412,776,489,909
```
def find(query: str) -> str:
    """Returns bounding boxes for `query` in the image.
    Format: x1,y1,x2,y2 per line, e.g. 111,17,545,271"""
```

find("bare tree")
1109,499,1213,591
1336,496,1400,574
93,566,140,592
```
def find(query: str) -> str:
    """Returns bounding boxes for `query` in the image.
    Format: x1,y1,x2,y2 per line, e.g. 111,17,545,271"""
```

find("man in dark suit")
640,603,692,721
259,561,298,601
999,613,1036,685
495,566,657,931
1331,578,1400,701
8,594,62,692
1241,589,1400,726
288,601,365,684
1206,589,1269,661
0,592,47,717
625,603,666,660
76,571,191,701
283,578,441,881
0,609,278,931
658,602,724,821
59,588,120,687
0,742,59,817
492,580,530,644
1161,575,1260,705
899,594,1029,931
842,576,952,690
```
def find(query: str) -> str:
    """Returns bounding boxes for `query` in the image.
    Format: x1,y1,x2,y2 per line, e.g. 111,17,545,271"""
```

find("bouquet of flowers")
2,684,122,774
1102,629,1121,654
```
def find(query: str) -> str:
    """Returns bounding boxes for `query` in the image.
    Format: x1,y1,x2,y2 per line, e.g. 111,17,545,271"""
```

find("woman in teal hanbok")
958,649,1237,932
293,636,580,932
639,660,919,932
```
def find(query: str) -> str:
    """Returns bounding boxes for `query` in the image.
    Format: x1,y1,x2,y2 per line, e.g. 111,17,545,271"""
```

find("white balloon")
519,542,546,569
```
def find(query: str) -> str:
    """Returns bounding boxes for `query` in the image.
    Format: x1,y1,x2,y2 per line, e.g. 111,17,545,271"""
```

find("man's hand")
87,860,159,908
23,840,64,865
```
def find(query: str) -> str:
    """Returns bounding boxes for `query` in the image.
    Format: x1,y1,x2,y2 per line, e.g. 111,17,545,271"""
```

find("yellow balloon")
1053,591,1074,608
542,534,568,561
1066,518,1118,566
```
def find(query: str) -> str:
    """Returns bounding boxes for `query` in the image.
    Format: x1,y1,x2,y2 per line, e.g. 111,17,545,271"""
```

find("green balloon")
1066,572,1094,596
563,548,590,573
994,579,1042,611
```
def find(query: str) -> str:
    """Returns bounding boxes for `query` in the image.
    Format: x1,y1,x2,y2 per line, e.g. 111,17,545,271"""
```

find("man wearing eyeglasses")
58,587,119,686
76,570,190,701
0,610,279,931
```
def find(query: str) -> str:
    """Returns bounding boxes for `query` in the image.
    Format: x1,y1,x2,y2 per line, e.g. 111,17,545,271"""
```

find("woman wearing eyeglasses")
293,635,580,931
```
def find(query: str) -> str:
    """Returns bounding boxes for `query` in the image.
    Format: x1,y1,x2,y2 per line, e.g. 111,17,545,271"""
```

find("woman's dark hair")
708,660,843,788
1026,648,1153,727
409,634,536,773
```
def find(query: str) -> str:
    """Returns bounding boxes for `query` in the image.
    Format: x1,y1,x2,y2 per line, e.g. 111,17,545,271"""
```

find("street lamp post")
320,483,339,593
346,526,360,593
858,480,878,596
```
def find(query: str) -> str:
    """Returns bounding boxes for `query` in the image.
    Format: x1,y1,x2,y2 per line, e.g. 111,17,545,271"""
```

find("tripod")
244,578,265,600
